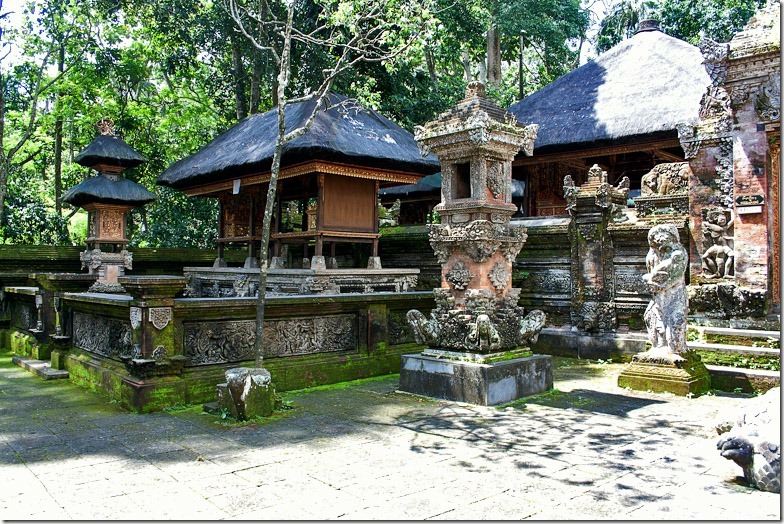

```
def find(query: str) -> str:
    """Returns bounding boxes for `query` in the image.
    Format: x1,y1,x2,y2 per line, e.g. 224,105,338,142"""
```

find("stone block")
399,353,552,405
617,356,711,396
219,367,276,420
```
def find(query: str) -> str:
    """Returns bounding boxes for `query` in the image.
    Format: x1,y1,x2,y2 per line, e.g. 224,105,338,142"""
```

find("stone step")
706,364,780,394
688,325,780,341
687,341,780,356
12,356,69,380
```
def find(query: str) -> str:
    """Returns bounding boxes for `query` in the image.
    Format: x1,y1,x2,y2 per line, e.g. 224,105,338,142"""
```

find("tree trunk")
486,23,501,87
425,46,438,90
254,4,294,367
53,42,65,217
231,33,248,120
250,51,262,114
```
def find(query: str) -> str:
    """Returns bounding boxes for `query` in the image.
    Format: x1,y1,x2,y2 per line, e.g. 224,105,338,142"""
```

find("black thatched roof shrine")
507,21,711,154
62,176,156,207
379,174,526,199
158,92,440,191
74,134,148,169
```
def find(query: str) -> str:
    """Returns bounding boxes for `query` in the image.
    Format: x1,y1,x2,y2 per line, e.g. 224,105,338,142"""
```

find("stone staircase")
687,325,780,393
12,356,69,380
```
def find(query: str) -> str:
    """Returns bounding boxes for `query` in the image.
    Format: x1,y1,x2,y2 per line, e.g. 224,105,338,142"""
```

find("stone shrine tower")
63,119,156,293
401,82,551,405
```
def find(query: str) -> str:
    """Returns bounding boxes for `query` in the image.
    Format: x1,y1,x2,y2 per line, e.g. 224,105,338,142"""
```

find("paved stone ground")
0,349,780,520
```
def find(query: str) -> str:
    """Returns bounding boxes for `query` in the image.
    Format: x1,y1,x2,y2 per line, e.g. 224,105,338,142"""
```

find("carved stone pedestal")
400,353,552,406
617,352,711,396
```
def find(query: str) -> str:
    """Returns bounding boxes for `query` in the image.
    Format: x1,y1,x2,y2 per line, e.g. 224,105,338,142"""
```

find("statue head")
648,224,680,251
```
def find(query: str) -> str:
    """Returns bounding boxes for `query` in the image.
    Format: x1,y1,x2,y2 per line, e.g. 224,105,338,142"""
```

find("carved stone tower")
400,82,551,405
563,165,629,334
63,119,156,293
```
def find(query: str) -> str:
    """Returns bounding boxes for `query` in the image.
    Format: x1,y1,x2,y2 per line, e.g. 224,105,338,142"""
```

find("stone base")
618,353,711,396
399,353,552,406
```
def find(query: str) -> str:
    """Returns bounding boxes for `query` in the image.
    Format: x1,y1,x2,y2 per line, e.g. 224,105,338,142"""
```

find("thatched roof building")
507,20,712,216
158,92,439,192
508,20,710,155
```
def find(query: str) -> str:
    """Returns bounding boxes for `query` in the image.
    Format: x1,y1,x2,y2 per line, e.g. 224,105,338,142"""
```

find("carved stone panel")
72,311,133,359
388,309,415,345
184,314,358,365
10,302,34,330
149,307,172,331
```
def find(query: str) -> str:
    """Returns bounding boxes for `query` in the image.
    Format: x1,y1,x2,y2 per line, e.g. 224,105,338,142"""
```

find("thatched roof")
74,135,148,169
507,23,711,153
62,175,156,207
158,92,440,191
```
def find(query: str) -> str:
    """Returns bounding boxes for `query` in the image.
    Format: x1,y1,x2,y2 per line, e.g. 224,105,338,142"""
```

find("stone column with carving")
399,82,551,406
118,276,189,378
564,165,629,335
618,224,710,396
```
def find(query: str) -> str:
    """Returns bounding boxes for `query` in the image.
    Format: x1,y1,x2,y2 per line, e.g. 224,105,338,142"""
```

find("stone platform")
184,266,419,296
399,353,552,405
618,354,711,396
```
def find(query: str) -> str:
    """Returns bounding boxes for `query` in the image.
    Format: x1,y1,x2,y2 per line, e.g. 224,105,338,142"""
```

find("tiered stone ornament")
618,224,711,395
63,119,156,293
400,82,551,405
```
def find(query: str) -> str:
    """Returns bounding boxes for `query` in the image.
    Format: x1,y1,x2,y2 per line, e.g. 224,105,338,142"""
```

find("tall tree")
225,0,431,366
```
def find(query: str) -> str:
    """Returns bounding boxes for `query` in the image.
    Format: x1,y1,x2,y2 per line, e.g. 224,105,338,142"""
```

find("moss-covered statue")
640,224,688,360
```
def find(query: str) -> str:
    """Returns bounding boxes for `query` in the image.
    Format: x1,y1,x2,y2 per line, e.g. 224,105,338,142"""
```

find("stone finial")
96,118,116,136
636,19,660,33
465,81,486,99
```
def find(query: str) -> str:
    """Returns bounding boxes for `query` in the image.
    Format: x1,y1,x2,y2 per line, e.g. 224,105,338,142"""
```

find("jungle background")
0,0,767,248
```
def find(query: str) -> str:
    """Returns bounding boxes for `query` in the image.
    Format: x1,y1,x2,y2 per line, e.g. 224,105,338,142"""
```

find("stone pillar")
400,82,551,405
118,276,189,377
563,165,629,334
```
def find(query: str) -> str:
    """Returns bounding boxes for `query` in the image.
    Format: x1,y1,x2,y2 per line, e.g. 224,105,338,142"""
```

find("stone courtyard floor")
0,349,780,520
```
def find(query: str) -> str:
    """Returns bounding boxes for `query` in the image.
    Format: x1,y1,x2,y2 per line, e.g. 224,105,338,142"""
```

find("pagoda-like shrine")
400,82,551,405
63,119,156,293
158,93,439,295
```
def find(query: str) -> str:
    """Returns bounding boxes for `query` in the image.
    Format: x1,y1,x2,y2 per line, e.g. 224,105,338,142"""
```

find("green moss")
696,350,780,371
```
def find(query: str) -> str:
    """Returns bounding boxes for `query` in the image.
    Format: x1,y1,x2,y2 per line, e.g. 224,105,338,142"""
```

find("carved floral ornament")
149,307,172,330
130,307,142,330
488,262,510,291
445,261,475,290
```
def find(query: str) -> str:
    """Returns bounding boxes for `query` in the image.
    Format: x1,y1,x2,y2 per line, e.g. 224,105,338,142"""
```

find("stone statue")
640,163,690,196
701,207,734,278
641,224,688,360
716,387,780,493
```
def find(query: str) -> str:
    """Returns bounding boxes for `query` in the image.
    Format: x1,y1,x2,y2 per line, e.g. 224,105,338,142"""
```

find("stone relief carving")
184,315,357,365
641,163,690,196
676,123,700,160
615,272,650,295
716,139,734,208
10,302,34,330
699,86,733,123
563,175,577,213
755,73,781,122
488,262,509,291
429,220,526,265
149,307,172,331
72,311,133,359
129,307,142,330
445,261,475,290
701,207,735,278
639,224,689,360
518,271,571,294
388,310,414,345
698,38,729,85
571,301,616,333
152,345,169,361
486,161,504,198
578,223,599,241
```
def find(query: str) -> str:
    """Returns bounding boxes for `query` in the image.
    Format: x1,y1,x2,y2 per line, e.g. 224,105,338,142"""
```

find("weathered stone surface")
399,353,552,405
218,367,275,420
716,386,780,492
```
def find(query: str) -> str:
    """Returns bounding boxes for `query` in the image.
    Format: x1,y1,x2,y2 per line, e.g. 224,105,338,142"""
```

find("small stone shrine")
63,119,156,293
400,82,550,405
618,224,710,395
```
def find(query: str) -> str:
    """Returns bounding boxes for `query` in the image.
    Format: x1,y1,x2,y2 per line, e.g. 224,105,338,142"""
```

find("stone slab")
535,327,647,360
12,356,69,380
398,353,552,405
617,358,711,396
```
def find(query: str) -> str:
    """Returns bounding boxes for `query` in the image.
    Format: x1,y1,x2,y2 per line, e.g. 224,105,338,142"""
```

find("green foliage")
1,176,71,245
